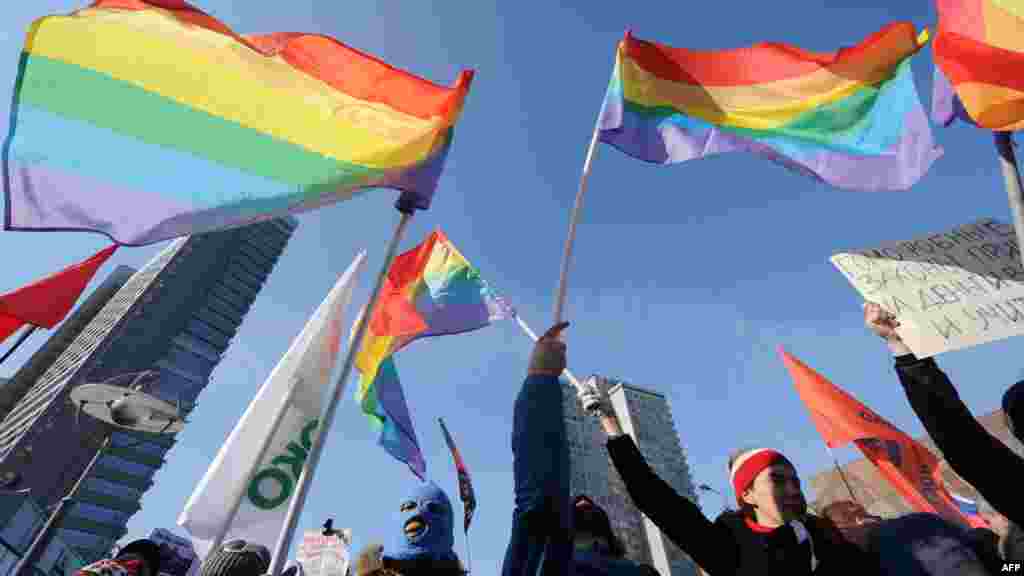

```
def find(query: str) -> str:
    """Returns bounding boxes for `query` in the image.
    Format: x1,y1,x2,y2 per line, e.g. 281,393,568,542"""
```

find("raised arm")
863,302,1024,523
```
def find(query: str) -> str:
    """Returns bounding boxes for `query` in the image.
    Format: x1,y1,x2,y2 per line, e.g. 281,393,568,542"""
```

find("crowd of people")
74,303,1023,576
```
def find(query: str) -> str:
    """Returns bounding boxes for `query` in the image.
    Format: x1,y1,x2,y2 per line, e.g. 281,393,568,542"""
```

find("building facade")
0,217,296,564
561,376,698,576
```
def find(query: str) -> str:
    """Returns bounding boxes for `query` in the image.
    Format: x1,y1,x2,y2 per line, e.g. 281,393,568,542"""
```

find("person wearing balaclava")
865,302,1024,553
355,481,465,576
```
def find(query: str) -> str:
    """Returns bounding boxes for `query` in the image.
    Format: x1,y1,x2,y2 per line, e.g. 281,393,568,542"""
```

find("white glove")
578,376,613,417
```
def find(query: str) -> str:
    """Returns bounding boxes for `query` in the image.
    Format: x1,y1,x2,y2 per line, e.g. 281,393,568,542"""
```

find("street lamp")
13,371,185,576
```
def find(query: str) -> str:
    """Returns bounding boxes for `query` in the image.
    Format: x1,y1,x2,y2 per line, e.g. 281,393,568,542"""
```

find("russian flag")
950,493,990,529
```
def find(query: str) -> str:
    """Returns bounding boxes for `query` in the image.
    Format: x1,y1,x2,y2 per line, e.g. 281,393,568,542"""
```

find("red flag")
779,348,970,526
0,245,117,342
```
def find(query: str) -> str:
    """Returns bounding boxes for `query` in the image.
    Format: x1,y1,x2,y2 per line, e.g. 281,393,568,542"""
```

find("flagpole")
553,118,603,326
464,529,472,575
208,379,301,553
269,207,414,576
513,313,584,393
994,132,1024,268
825,445,860,505
0,325,38,366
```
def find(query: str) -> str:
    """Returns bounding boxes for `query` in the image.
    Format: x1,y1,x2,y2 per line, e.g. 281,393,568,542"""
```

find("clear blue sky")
1,0,1022,572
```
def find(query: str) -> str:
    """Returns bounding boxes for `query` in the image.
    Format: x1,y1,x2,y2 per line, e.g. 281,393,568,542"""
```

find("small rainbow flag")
599,24,941,191
932,0,1024,130
439,417,477,533
354,229,512,376
4,0,473,245
352,230,510,478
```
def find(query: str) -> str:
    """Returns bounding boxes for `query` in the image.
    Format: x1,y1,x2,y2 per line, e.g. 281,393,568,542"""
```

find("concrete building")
809,409,1019,517
0,217,296,564
562,376,698,576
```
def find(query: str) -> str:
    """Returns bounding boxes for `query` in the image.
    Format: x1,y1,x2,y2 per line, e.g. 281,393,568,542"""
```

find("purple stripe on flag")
931,67,977,127
600,97,943,191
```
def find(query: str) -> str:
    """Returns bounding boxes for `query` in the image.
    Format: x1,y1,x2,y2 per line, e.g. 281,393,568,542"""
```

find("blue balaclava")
390,482,457,562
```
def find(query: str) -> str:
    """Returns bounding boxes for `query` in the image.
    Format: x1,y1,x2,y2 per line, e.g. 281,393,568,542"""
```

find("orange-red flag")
0,245,118,343
779,348,970,526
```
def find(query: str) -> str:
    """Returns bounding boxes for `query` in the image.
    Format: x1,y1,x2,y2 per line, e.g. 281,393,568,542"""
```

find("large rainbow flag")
4,0,473,245
599,23,941,191
352,230,511,478
932,0,1024,130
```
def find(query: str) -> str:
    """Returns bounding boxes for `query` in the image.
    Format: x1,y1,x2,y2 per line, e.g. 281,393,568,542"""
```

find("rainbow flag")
4,0,473,246
932,0,1024,130
354,229,513,376
352,230,510,478
599,24,941,191
361,356,426,481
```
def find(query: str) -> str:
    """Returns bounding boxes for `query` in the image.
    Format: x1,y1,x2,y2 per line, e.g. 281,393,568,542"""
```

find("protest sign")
296,530,352,576
832,218,1023,357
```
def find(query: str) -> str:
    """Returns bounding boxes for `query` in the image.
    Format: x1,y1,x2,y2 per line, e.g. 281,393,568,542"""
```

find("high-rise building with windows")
0,217,296,564
562,376,698,576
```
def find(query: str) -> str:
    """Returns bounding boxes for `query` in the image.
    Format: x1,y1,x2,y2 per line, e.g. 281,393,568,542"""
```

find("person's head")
728,447,805,527
391,481,456,562
1003,380,1023,443
199,540,271,576
572,495,625,557
821,500,880,529
111,539,161,576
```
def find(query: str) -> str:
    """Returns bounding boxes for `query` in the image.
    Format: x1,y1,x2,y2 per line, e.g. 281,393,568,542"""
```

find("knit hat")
1003,380,1023,442
391,482,457,562
729,448,793,505
200,540,271,576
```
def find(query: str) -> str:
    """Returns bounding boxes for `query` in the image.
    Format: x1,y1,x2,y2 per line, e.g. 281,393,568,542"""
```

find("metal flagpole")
994,132,1024,268
553,117,603,326
513,313,584,394
269,207,414,576
464,528,472,574
209,380,301,553
825,445,859,504
0,325,38,366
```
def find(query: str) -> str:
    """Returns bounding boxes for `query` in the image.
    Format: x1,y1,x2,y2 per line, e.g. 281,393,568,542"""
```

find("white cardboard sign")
832,218,1023,357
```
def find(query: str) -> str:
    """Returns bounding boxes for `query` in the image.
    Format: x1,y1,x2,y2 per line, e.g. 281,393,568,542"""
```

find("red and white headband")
729,448,791,505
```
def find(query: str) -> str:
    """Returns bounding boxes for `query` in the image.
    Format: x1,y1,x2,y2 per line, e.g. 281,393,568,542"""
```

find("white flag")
178,252,366,551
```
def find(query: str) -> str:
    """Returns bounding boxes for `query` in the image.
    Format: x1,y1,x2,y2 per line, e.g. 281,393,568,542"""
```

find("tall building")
562,376,698,576
810,409,1020,517
0,265,137,422
0,217,296,564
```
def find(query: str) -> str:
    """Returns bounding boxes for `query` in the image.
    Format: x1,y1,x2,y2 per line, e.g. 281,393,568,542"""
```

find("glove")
578,376,613,418
528,322,568,376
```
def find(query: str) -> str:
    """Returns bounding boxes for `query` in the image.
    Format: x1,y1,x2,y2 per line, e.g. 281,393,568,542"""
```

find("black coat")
893,355,1024,535
606,435,877,575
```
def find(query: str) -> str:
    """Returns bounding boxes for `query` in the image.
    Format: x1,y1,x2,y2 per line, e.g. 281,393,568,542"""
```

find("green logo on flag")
248,418,319,509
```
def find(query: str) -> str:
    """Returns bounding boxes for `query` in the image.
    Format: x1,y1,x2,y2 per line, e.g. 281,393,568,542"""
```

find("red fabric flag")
779,348,970,526
0,245,118,342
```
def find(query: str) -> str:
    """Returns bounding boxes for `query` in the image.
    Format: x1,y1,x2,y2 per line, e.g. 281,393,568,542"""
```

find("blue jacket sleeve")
501,374,572,576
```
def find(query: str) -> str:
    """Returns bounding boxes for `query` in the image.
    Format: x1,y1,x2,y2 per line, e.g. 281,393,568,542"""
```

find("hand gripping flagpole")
514,313,585,394
269,204,415,576
994,132,1024,269
553,117,603,327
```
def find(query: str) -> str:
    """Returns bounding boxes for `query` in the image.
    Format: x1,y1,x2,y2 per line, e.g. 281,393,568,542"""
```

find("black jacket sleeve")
606,434,739,576
894,354,1024,525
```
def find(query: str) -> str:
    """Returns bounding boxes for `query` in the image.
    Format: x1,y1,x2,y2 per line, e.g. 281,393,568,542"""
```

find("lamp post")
13,372,184,576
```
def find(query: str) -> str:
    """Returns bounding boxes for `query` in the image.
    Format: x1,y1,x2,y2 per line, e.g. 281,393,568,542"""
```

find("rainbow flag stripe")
355,229,512,377
4,0,473,245
360,356,426,481
599,24,941,191
932,0,1024,130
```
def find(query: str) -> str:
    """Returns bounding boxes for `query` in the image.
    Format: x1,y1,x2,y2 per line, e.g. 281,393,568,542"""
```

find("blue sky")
1,0,1022,571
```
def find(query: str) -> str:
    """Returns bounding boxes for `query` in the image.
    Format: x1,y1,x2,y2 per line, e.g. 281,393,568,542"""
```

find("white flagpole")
269,209,414,575
514,313,584,393
994,132,1024,268
553,118,603,326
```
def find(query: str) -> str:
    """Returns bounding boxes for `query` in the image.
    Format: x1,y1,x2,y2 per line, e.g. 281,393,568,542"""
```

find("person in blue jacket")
502,322,649,576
